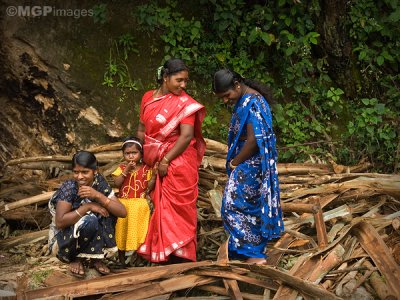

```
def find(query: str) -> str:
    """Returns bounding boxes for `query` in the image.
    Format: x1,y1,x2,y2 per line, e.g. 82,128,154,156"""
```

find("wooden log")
205,138,228,154
352,221,400,297
284,204,352,228
363,260,396,300
272,254,315,300
307,244,345,284
6,152,122,167
1,207,51,228
277,163,332,175
18,162,71,171
193,269,278,291
0,229,48,250
87,142,122,153
281,203,318,214
20,261,215,299
266,233,295,266
217,240,243,300
109,274,217,300
311,197,328,249
0,191,54,213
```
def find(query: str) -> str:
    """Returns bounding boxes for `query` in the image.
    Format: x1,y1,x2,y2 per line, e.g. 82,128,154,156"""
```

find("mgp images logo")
6,6,93,18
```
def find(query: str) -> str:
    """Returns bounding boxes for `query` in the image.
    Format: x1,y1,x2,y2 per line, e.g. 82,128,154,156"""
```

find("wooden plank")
233,263,342,300
20,261,215,299
108,274,217,300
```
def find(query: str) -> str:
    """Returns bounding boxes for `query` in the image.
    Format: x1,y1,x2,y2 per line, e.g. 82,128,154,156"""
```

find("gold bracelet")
159,163,169,166
229,160,237,170
75,209,83,218
162,156,170,163
104,198,111,208
121,172,127,177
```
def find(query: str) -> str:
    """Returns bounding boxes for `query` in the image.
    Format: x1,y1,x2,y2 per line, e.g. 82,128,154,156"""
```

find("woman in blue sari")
213,69,284,264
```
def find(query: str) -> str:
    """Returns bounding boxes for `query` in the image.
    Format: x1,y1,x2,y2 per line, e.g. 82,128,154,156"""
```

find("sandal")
68,260,86,278
92,259,110,275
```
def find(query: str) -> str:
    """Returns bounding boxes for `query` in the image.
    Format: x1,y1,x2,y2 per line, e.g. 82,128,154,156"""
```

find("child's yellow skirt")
115,197,150,251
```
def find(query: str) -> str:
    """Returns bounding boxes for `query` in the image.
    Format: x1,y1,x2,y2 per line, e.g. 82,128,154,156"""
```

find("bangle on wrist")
121,172,127,177
229,160,237,170
75,209,83,218
104,198,111,208
162,156,170,163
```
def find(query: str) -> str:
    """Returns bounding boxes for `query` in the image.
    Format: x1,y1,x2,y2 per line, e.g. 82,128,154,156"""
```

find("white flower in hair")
157,66,163,80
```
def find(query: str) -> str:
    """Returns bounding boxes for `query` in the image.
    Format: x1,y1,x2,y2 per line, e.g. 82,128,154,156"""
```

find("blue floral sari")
222,93,284,259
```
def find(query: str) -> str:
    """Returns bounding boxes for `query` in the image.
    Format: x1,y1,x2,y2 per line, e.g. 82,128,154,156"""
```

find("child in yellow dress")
112,136,156,267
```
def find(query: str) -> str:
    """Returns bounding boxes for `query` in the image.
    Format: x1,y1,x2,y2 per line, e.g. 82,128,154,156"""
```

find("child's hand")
124,161,136,173
153,162,159,175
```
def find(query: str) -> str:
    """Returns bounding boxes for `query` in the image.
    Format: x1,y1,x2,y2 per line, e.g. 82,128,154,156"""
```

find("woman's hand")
84,202,110,217
158,162,168,177
78,186,101,201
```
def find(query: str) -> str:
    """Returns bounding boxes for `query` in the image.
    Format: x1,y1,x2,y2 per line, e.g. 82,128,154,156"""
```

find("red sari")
137,90,205,262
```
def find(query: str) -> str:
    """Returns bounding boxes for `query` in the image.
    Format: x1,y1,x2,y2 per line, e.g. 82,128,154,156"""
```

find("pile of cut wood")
0,138,399,299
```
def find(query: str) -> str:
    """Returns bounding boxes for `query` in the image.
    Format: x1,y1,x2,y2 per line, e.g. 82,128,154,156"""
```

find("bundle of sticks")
1,138,399,299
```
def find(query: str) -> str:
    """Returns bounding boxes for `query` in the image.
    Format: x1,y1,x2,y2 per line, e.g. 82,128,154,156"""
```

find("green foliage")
103,33,139,102
127,0,399,172
92,4,108,24
29,269,52,289
340,98,397,169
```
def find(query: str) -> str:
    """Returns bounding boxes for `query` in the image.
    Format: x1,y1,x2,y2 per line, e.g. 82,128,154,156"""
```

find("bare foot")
69,260,85,278
92,259,110,275
246,257,267,265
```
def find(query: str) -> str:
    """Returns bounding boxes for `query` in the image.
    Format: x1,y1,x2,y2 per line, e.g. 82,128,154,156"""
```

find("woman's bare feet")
92,259,110,275
246,257,267,265
69,260,85,278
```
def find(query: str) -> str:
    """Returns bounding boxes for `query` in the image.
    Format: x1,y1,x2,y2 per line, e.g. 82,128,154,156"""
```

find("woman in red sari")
136,58,206,263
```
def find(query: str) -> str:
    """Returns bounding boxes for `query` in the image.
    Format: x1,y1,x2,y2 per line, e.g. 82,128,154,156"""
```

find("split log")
352,221,400,297
272,254,316,300
307,244,345,284
20,261,215,299
108,274,217,300
363,260,396,300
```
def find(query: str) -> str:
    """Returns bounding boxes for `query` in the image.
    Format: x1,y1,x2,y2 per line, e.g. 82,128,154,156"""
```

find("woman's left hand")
78,186,100,201
86,202,109,217
158,162,168,177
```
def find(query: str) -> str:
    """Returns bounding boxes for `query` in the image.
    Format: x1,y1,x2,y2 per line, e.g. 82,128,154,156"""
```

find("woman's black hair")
212,69,274,103
121,136,143,154
72,151,97,170
156,58,189,85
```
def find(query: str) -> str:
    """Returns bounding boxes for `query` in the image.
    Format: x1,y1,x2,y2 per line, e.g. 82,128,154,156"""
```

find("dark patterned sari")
48,173,117,262
222,93,284,259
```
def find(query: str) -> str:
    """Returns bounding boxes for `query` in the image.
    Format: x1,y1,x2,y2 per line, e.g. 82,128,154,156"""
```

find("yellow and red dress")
112,164,152,251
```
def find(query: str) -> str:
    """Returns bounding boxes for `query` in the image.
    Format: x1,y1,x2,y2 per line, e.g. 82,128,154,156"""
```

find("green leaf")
376,56,384,65
361,98,370,105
